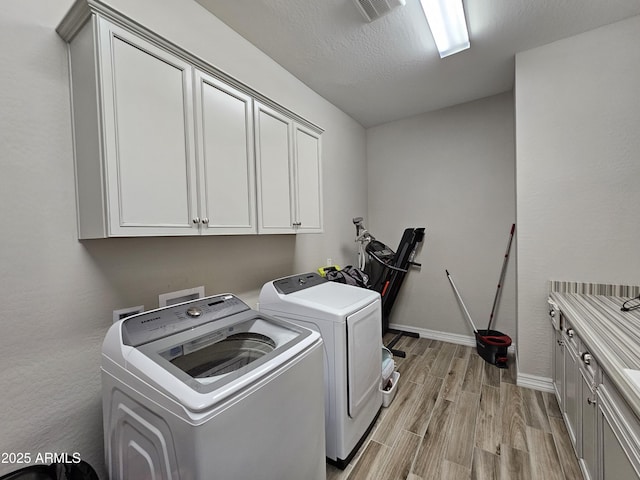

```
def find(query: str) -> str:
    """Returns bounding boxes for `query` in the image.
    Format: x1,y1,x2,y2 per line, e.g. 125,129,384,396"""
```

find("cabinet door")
602,414,640,480
598,381,640,480
194,71,256,234
255,102,295,233
98,19,198,236
293,125,323,233
553,329,565,411
580,371,598,480
564,341,579,450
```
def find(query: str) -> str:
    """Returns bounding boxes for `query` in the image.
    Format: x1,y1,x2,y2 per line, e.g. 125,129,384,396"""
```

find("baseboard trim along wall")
516,372,555,393
388,322,554,393
388,322,517,355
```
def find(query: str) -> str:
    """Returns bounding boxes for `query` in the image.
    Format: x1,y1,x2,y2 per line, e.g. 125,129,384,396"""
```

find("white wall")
366,93,516,343
0,0,366,477
515,15,640,379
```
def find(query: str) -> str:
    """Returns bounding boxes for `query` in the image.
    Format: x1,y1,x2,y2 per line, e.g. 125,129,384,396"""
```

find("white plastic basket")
381,371,400,408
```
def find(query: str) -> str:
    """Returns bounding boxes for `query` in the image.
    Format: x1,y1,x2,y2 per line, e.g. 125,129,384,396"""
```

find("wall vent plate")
113,305,144,323
159,286,205,307
352,0,406,22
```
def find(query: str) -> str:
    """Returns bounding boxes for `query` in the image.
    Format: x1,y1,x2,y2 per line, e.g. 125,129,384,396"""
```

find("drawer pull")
582,352,592,365
566,328,574,338
587,397,596,406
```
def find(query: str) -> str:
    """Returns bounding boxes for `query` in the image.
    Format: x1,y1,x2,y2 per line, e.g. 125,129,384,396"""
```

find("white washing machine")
101,293,325,480
259,273,383,468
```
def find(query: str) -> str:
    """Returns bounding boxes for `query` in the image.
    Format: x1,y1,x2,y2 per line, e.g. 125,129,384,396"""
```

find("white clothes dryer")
101,293,325,480
259,273,383,468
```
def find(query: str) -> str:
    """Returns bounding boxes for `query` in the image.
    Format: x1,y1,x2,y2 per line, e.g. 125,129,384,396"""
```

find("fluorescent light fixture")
419,0,470,58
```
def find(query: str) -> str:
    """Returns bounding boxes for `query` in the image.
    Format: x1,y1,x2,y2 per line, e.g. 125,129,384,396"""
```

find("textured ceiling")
195,0,640,127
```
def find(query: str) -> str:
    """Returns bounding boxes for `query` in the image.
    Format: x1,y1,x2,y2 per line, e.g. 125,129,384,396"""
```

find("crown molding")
56,0,324,133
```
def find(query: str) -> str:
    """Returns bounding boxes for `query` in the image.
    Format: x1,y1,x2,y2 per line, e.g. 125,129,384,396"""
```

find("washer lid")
126,311,320,412
165,324,282,379
104,295,321,413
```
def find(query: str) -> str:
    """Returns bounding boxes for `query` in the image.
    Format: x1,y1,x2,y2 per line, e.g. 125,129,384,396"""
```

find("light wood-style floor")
326,335,583,480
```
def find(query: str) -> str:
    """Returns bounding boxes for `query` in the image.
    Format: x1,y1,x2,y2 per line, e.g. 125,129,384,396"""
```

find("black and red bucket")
447,267,514,368
475,329,511,368
445,225,515,369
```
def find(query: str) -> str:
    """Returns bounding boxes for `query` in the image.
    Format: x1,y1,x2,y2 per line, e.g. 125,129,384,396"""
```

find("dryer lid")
264,280,380,318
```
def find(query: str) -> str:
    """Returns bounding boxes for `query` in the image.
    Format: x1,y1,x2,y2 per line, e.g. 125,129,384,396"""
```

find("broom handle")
446,269,478,334
487,224,515,331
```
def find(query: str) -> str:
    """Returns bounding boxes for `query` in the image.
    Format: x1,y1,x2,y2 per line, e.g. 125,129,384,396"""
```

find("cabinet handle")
202,218,209,225
587,397,596,406
192,217,200,224
582,352,592,365
566,328,574,338
549,309,556,317
292,222,302,227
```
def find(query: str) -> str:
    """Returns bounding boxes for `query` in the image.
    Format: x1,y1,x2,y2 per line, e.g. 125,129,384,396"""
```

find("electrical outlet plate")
113,305,144,323
159,286,205,307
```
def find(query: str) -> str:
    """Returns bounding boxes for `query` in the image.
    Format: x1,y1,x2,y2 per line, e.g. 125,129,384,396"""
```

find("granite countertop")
549,282,640,419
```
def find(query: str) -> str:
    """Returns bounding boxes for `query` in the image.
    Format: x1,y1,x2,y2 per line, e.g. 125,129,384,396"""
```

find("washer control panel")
273,272,327,295
121,294,249,346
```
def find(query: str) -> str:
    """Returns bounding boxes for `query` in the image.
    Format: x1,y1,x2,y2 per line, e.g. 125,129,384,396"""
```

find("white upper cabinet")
255,103,295,233
70,18,199,238
255,102,323,234
58,1,322,238
100,21,200,236
194,71,256,234
294,124,323,233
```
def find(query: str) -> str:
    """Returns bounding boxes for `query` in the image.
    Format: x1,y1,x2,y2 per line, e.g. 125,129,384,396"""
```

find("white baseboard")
517,372,554,393
388,322,515,353
389,322,554,393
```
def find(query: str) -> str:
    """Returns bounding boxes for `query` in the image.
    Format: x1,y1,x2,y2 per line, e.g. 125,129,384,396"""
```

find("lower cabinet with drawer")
550,300,640,480
563,319,580,450
578,340,599,480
